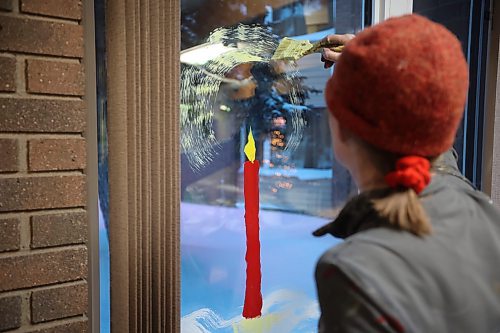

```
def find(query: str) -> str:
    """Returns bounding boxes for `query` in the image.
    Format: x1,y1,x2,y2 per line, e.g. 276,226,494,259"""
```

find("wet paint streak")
243,159,262,318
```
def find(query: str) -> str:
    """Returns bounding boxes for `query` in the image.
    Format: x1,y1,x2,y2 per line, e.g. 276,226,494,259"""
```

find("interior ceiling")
182,0,301,13
181,0,302,24
181,0,303,48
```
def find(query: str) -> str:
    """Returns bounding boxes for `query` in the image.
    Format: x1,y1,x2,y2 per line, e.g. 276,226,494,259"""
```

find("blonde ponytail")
372,189,431,236
350,137,435,236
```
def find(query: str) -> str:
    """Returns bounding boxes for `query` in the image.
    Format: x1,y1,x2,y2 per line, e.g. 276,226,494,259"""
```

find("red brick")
29,138,86,171
0,296,22,331
27,320,88,333
0,138,18,172
21,0,82,20
31,283,88,323
0,16,83,58
0,56,15,92
0,98,86,133
27,59,84,96
0,175,86,212
0,0,13,11
0,218,20,252
31,212,87,248
0,247,87,291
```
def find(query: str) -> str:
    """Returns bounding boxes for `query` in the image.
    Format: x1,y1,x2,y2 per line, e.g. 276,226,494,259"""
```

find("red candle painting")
242,128,263,319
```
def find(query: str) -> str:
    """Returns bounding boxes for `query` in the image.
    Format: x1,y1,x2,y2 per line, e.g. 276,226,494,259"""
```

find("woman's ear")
329,114,351,144
329,114,350,168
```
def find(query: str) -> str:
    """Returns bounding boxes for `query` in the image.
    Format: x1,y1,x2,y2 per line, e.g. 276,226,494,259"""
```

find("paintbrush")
271,37,344,61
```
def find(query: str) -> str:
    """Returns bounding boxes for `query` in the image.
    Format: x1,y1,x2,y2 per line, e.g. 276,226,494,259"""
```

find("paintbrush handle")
307,40,345,55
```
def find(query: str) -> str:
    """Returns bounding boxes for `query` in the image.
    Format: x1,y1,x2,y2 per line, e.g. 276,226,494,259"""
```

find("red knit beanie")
325,14,469,156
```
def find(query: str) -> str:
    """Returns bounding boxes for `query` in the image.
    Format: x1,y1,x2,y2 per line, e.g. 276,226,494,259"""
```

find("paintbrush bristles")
271,38,314,61
272,37,344,61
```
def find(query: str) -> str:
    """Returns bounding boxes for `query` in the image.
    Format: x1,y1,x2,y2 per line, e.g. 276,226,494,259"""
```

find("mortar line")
18,210,30,251
23,55,82,65
16,56,25,94
0,205,87,216
0,92,84,101
0,170,84,178
0,11,80,25
0,133,85,138
0,281,88,298
10,315,88,333
0,208,87,219
0,51,81,61
12,0,19,13
21,291,31,327
0,244,87,259
17,136,27,173
21,92,85,99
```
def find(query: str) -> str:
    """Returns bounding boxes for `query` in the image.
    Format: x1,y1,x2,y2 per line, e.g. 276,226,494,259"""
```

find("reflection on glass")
413,0,471,176
95,0,110,331
181,1,363,332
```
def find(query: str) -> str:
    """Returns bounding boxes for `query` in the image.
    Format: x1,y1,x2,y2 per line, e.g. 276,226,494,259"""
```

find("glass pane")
95,0,110,331
181,1,363,331
413,0,472,170
413,0,491,189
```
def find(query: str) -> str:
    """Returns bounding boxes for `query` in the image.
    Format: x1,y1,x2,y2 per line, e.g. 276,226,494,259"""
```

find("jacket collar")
312,176,449,239
314,149,471,239
312,188,393,239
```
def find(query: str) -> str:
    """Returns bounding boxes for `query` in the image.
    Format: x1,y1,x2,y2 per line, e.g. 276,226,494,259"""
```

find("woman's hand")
321,34,355,68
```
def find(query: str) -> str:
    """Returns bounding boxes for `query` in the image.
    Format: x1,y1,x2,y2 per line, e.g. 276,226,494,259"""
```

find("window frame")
83,0,100,332
461,0,492,189
92,1,500,331
373,0,494,191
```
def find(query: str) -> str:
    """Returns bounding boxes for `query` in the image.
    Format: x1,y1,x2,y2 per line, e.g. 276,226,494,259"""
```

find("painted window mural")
181,1,364,332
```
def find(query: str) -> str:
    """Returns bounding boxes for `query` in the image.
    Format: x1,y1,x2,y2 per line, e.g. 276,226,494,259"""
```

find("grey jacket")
314,155,500,332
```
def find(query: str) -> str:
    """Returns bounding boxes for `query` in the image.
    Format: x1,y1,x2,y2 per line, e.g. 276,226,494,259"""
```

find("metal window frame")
461,0,493,190
371,0,413,23
481,1,500,199
83,0,100,332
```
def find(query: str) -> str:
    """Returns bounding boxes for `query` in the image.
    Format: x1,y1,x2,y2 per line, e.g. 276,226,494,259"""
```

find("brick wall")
0,0,89,332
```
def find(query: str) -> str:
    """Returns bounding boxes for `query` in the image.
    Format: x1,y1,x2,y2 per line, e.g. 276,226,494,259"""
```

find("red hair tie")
385,156,431,194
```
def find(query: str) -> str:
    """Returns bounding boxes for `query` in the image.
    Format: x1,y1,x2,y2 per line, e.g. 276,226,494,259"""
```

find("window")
95,0,110,331
93,1,492,330
180,1,365,331
413,0,492,188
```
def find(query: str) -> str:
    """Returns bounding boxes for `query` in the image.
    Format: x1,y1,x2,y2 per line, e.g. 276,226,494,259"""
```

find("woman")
314,14,500,332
